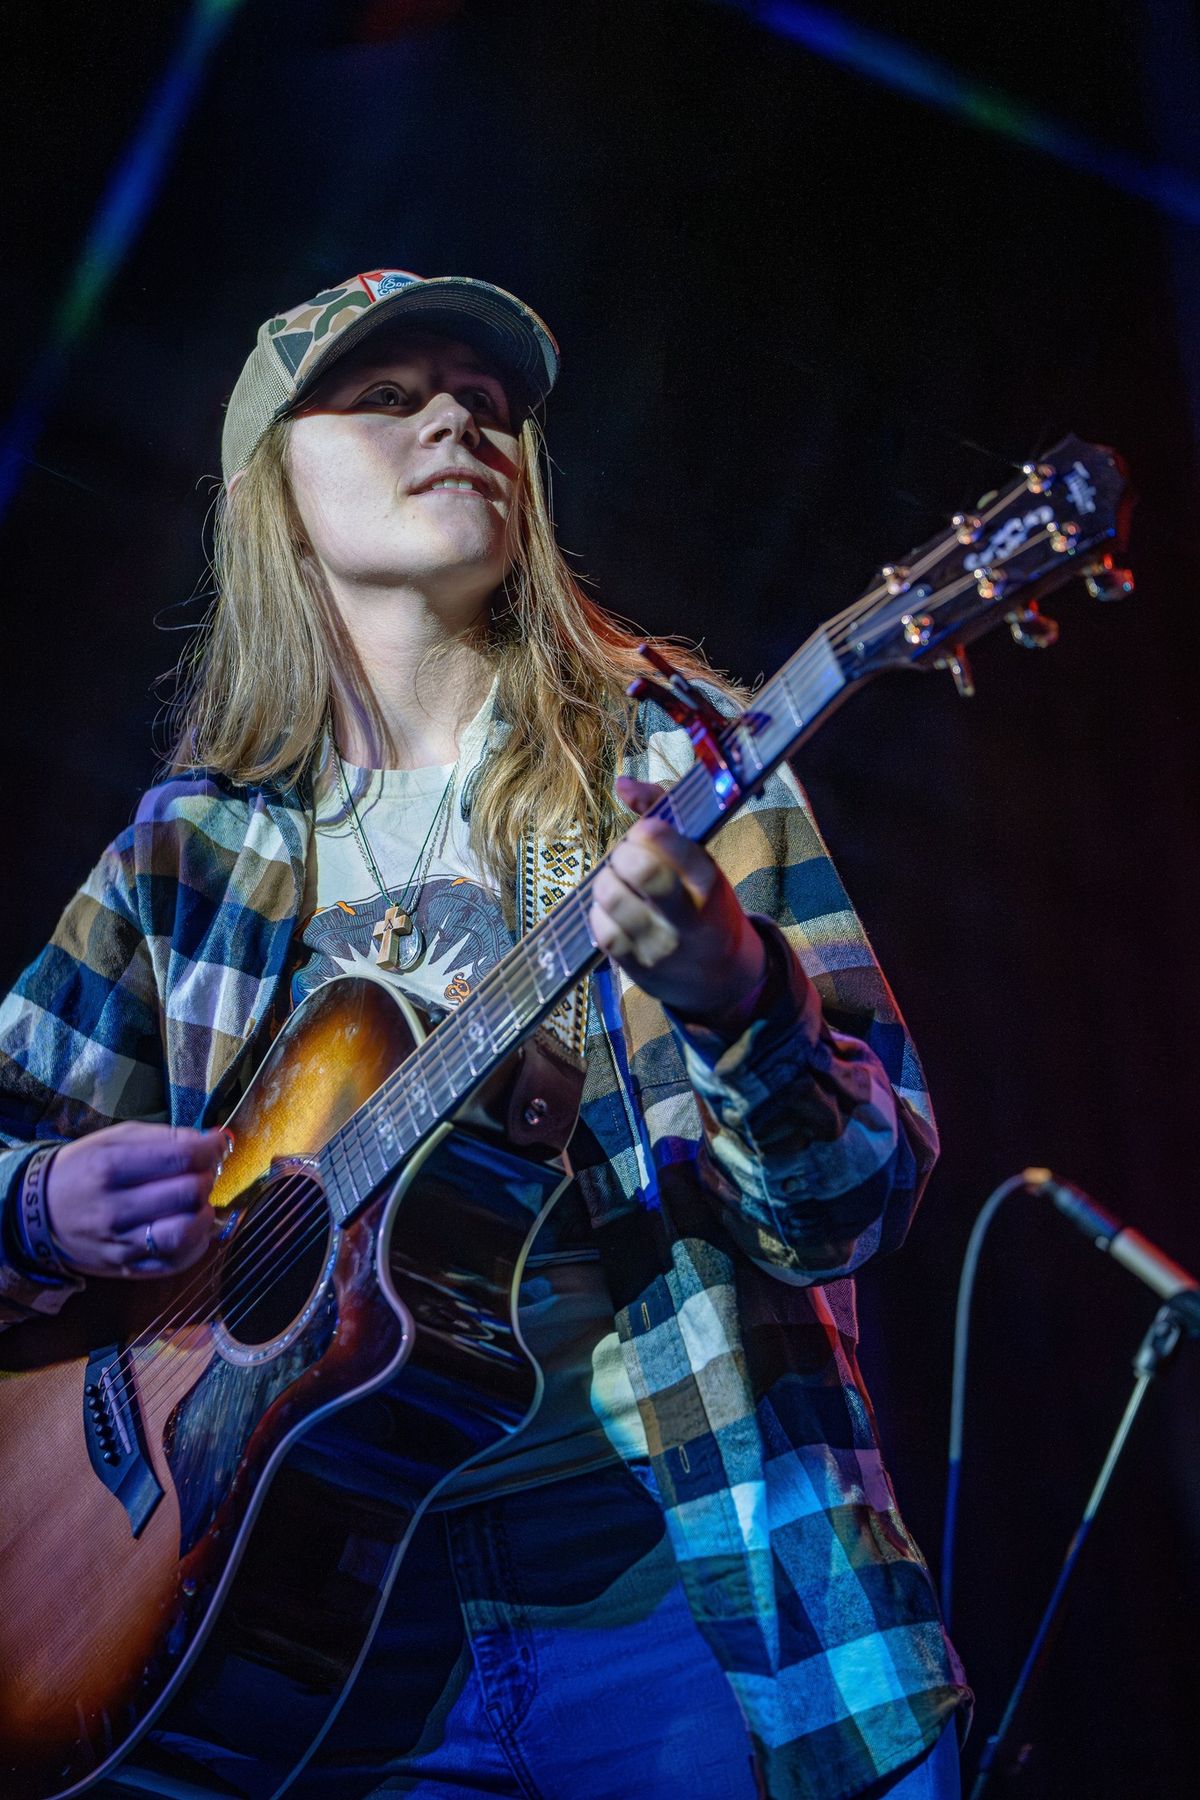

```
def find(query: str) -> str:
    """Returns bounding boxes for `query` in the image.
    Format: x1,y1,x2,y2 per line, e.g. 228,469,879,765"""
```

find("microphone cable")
939,1171,1032,1633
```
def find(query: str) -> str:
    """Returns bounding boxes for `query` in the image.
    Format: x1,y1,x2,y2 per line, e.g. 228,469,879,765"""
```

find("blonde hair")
170,415,738,893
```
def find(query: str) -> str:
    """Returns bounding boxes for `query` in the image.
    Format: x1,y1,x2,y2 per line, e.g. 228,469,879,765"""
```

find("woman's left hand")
589,776,768,1030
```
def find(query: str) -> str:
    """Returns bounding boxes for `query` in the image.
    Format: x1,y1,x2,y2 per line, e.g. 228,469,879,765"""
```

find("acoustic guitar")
0,436,1129,1799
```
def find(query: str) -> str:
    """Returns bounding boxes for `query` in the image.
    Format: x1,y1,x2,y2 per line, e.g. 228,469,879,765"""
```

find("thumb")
615,775,666,818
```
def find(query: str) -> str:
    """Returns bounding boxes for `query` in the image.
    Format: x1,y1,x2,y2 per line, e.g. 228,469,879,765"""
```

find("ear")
225,469,245,501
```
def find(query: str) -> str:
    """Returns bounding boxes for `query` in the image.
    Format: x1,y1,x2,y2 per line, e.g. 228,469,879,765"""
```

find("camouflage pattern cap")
221,267,560,484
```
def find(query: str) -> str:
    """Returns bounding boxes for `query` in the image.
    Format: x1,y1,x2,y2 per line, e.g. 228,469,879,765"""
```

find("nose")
417,393,480,451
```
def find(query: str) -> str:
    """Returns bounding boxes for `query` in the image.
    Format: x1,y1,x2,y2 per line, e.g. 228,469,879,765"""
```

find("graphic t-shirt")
292,699,510,1023
291,703,647,1500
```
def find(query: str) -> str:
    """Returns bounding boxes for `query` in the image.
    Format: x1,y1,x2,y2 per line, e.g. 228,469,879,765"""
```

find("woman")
0,268,967,1798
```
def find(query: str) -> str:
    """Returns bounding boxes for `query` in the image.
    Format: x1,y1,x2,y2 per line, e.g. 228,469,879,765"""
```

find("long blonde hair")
170,415,737,892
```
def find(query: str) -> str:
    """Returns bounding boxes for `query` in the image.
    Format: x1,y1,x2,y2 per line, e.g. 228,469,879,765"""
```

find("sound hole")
219,1172,332,1347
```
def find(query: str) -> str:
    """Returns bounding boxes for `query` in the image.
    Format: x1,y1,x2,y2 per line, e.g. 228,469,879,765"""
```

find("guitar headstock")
841,434,1132,692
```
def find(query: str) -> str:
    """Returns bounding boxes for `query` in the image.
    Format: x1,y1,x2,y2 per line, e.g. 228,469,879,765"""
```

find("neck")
327,575,497,769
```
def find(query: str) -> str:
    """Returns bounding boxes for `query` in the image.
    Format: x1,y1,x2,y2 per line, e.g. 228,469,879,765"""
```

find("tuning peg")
1084,560,1135,601
935,644,975,696
974,568,1008,602
1022,460,1056,495
947,645,975,697
1007,606,1060,649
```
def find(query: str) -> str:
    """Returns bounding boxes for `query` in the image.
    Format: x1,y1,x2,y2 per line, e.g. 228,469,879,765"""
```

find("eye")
463,386,508,424
363,382,409,408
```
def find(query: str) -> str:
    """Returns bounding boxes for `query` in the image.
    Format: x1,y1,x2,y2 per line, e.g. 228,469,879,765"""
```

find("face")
285,329,521,615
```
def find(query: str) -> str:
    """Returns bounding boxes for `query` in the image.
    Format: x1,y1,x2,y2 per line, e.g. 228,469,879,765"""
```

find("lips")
409,466,497,498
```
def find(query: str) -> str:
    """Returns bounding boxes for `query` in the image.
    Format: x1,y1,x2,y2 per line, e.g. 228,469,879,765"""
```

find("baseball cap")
221,267,560,484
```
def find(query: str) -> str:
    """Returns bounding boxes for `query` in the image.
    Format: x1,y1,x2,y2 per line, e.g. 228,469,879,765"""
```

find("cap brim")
284,277,559,418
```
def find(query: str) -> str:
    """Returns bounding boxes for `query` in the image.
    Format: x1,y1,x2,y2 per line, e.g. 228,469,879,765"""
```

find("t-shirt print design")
292,874,514,1023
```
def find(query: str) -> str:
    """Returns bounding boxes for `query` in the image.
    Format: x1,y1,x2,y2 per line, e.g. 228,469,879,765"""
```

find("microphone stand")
969,1288,1200,1798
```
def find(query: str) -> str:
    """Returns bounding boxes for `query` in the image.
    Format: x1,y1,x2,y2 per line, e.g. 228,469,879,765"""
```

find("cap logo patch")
372,270,422,298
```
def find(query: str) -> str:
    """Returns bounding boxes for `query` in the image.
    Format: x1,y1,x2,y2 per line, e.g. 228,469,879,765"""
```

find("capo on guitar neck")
627,643,744,809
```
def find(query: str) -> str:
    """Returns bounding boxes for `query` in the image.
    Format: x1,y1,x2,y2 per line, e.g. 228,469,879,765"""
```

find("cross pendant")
372,904,412,970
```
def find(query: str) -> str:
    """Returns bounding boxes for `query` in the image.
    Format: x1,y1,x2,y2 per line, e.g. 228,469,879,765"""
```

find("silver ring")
145,1223,158,1259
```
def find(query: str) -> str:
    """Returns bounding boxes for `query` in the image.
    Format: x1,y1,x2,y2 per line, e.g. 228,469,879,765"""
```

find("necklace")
332,747,456,974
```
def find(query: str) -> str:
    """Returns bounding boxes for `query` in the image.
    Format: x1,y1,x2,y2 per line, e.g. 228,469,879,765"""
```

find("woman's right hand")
45,1121,229,1279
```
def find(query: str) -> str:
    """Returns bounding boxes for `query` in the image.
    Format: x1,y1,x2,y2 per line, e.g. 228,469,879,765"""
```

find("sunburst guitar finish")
0,976,567,1799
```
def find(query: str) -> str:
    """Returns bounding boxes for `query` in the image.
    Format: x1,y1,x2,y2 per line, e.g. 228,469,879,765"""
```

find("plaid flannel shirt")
0,700,968,1799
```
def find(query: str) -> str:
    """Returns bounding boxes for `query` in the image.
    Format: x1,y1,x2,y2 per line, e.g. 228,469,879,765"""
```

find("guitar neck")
316,430,1130,1224
318,624,851,1224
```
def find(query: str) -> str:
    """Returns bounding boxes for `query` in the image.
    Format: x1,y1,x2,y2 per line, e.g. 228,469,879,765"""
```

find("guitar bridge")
83,1341,164,1536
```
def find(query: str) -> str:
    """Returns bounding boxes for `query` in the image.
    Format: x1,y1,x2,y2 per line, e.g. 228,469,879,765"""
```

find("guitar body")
0,976,566,1800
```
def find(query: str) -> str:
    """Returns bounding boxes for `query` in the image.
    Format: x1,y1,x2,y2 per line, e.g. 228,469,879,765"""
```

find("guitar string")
129,1195,341,1423
113,1077,430,1408
126,964,533,1411
133,1191,370,1425
123,1175,329,1411
113,513,1078,1401
120,1089,436,1415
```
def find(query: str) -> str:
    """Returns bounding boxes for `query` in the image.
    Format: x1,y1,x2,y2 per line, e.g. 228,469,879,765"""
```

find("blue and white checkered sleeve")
670,762,937,1284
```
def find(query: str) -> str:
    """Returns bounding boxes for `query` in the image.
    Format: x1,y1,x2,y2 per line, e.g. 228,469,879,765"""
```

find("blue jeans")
295,1460,760,1798
868,1724,961,1800
295,1460,961,1800
129,1460,959,1799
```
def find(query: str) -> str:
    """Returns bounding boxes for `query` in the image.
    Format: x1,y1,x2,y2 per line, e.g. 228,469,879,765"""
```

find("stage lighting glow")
722,0,1200,228
0,0,247,523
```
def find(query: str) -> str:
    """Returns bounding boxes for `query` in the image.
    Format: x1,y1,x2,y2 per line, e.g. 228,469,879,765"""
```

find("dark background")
5,2,1199,1793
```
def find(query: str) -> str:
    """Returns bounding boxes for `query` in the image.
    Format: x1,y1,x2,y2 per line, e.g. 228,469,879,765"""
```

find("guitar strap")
517,826,591,1062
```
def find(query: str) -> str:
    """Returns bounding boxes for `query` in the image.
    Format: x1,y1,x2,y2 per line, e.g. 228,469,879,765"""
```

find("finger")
119,1206,219,1277
589,902,635,962
592,861,686,940
615,775,666,817
628,818,720,907
108,1168,220,1234
589,883,681,968
608,827,718,925
96,1125,228,1189
607,833,680,902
